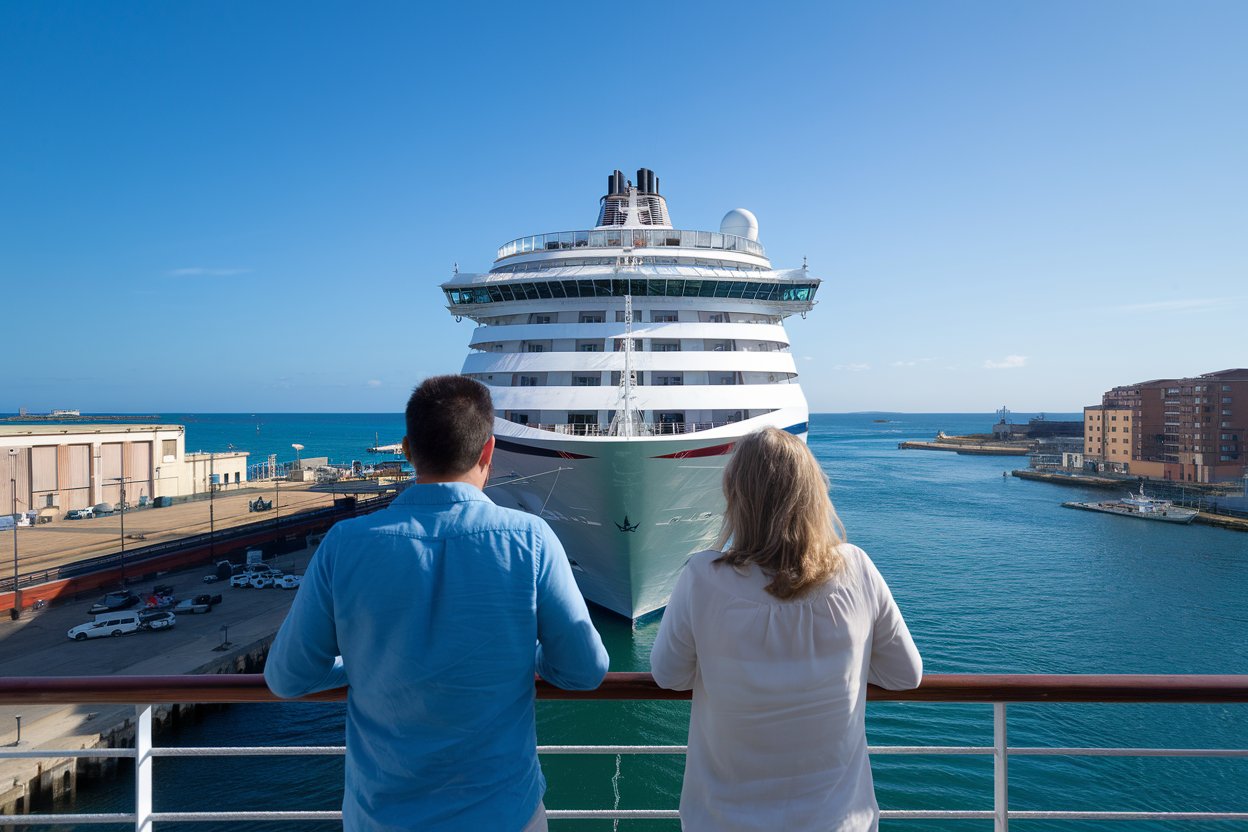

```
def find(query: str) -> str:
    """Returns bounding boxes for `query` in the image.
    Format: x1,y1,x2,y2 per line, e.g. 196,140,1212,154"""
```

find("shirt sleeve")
534,523,610,690
264,529,350,698
862,550,923,690
649,558,698,691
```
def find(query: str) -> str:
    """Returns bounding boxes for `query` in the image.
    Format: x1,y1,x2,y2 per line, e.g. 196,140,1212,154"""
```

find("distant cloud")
366,379,383,388
167,267,251,277
833,363,871,372
983,355,1027,370
1114,297,1229,314
802,356,814,362
891,358,936,368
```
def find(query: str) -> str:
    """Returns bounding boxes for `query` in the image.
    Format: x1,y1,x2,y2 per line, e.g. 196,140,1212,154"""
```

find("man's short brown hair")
404,376,494,476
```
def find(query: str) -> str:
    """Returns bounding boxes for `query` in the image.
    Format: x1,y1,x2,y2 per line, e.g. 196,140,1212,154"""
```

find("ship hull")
486,411,808,618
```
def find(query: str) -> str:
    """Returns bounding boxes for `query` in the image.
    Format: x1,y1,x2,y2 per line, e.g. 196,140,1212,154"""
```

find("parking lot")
0,543,316,760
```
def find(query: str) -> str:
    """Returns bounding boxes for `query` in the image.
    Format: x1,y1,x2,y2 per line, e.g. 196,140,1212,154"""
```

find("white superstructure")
443,168,820,617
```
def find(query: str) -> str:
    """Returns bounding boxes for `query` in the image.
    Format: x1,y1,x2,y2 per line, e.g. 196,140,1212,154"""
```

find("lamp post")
109,476,129,587
8,448,19,615
209,452,216,561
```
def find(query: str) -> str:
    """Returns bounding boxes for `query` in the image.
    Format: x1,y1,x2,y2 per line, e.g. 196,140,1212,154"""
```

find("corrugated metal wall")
127,441,152,501
67,444,92,510
31,447,58,507
100,443,123,505
0,446,32,514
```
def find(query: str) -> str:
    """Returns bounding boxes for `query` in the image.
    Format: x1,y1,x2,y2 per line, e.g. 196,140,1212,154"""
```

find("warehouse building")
0,424,248,518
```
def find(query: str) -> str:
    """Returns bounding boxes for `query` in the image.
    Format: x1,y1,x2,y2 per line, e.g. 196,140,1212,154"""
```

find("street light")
7,448,19,616
109,476,130,587
208,452,216,561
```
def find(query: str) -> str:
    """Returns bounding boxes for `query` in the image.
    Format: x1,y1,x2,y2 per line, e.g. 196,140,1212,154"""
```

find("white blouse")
650,545,923,832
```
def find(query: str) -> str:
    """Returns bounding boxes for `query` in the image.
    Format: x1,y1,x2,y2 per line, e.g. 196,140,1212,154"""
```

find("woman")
650,427,922,831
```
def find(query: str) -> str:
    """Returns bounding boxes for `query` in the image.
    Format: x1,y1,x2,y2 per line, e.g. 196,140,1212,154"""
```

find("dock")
0,544,316,816
1014,470,1248,532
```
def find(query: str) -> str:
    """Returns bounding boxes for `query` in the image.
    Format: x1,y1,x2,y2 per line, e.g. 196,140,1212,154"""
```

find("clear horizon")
4,2,1244,413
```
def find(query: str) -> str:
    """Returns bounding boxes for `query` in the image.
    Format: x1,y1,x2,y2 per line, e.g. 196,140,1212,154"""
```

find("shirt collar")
393,481,491,506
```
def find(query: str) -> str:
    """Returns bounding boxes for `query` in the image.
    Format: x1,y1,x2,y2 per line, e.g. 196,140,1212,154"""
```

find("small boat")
1063,484,1198,524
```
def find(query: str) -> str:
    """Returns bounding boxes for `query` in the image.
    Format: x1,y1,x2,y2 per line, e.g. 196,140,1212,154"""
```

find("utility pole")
115,477,128,587
8,448,19,616
209,452,216,561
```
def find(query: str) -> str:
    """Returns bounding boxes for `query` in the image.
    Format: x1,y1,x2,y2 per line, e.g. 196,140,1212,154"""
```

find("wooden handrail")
0,673,1246,706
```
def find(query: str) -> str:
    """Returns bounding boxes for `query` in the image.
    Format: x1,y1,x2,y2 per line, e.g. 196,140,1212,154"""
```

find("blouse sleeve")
650,558,699,691
862,550,923,690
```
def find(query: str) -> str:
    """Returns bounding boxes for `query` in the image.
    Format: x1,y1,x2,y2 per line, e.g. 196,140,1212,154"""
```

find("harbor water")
47,413,1248,830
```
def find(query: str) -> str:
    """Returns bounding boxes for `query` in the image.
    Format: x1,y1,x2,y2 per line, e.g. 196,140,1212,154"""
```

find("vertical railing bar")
994,702,1008,832
135,705,152,832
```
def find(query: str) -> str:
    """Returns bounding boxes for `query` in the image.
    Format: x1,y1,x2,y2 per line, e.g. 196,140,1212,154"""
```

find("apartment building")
1083,405,1133,467
1084,369,1248,483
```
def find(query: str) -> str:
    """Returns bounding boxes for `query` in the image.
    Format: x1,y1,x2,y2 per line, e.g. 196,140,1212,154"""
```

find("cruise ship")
442,169,820,618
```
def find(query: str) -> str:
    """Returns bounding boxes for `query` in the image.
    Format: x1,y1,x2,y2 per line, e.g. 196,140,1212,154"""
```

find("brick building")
1083,369,1248,483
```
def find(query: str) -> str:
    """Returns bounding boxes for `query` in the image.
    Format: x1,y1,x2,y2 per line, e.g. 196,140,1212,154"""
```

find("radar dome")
719,208,758,241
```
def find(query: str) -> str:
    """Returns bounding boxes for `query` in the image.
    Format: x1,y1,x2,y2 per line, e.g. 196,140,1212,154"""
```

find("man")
265,375,609,831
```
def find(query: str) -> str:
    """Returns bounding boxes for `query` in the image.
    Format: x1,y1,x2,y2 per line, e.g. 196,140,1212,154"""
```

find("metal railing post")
994,702,1008,832
135,705,153,832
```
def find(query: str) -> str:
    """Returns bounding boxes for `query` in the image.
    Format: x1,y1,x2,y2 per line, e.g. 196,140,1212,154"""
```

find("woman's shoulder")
684,549,726,573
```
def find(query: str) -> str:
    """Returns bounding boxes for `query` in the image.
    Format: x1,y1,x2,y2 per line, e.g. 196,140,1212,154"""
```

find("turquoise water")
53,413,1248,829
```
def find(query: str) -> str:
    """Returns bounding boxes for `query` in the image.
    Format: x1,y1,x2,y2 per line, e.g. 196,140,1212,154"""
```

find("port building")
1083,368,1248,483
0,424,248,519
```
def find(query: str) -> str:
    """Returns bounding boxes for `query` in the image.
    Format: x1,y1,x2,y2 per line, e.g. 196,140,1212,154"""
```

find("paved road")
9,481,339,576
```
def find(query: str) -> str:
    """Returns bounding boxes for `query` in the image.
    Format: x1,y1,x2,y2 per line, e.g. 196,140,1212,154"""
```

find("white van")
67,611,143,641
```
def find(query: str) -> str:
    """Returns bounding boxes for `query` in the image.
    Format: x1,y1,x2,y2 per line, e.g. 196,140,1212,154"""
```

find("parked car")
230,574,252,589
275,574,302,590
249,574,275,589
174,594,222,614
68,611,143,640
137,610,176,631
66,507,95,520
88,592,140,615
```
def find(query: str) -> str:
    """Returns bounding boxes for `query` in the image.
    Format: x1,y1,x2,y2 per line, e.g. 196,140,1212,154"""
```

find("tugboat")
1063,484,1199,524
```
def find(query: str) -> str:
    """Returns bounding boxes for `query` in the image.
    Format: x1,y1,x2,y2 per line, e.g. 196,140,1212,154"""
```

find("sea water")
49,413,1248,830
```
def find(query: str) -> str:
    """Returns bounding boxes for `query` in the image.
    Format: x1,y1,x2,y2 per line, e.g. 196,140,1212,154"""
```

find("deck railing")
1,673,1246,829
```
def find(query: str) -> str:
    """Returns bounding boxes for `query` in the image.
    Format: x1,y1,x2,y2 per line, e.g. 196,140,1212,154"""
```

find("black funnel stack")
636,168,659,195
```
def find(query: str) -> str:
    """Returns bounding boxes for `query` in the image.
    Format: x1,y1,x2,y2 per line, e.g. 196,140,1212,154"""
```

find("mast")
609,257,644,437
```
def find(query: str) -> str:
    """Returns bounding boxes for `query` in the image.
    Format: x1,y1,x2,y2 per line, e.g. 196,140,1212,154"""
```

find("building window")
655,375,683,386
533,315,551,324
161,439,177,460
653,341,681,352
527,344,544,353
580,313,604,323
518,376,539,387
652,311,678,322
572,375,601,387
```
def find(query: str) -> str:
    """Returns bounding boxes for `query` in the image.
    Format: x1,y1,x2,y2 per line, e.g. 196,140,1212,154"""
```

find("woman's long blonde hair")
715,427,846,599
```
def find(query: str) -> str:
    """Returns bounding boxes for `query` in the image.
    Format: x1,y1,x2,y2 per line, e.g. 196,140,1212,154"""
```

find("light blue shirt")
265,482,610,831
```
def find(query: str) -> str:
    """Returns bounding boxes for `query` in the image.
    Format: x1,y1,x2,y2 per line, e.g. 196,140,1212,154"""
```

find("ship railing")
1,673,1245,829
525,421,741,437
496,228,766,260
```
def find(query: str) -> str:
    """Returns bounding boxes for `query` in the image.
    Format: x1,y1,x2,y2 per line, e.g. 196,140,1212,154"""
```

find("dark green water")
48,413,1248,829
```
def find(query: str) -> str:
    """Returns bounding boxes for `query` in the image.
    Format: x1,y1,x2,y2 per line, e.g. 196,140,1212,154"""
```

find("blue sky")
2,1,1244,413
